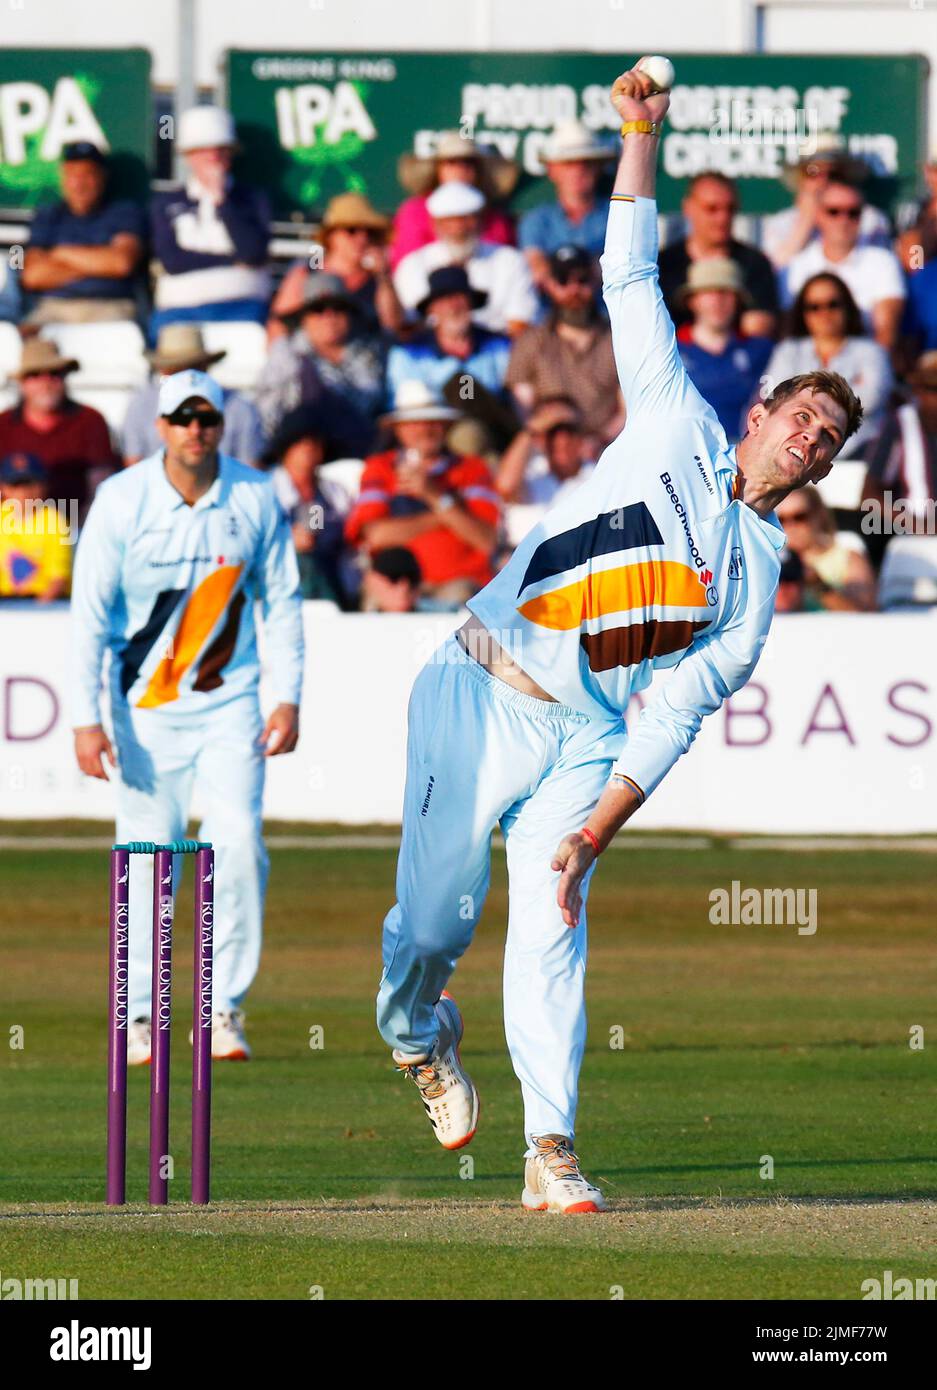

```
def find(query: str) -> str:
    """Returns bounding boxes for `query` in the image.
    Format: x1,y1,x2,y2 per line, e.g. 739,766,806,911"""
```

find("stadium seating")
39,322,149,389
878,536,937,610
192,322,268,392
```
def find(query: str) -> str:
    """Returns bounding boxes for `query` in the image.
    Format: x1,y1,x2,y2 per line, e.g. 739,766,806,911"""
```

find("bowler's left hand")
258,702,300,757
551,832,597,929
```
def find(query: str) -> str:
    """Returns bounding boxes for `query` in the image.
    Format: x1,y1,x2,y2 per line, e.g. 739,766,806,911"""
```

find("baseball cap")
0,451,48,484
62,141,108,165
158,370,225,418
550,244,594,281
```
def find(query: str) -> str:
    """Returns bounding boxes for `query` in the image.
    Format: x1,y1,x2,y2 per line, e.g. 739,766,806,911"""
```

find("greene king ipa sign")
225,50,927,219
0,49,152,207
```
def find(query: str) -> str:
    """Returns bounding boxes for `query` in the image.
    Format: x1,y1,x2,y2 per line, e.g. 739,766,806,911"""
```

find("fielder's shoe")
522,1134,606,1213
127,1017,151,1066
392,991,479,1150
209,1009,251,1061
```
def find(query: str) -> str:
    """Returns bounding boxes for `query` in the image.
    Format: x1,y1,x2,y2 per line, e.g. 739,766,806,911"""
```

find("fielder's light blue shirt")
469,194,784,802
70,451,303,727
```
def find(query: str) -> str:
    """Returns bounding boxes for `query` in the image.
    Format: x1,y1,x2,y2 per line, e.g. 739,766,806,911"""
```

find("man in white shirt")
394,182,539,337
783,180,905,350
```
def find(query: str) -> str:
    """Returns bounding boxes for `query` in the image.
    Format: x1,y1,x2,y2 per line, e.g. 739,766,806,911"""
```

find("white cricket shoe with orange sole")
522,1135,606,1213
392,991,479,1150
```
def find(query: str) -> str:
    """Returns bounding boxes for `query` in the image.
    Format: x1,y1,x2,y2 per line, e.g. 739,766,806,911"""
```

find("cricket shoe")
392,991,479,1150
192,1009,252,1060
522,1134,606,1213
127,1017,151,1066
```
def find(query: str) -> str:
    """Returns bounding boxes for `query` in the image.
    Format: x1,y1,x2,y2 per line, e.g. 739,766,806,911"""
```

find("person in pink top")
391,131,519,269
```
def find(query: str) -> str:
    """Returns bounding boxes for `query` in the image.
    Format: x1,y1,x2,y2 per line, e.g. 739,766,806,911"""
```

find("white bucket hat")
426,181,486,219
543,120,614,164
380,380,461,426
178,105,238,154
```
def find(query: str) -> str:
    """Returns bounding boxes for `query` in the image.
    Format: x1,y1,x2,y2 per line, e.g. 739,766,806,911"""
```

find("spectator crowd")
1,105,937,614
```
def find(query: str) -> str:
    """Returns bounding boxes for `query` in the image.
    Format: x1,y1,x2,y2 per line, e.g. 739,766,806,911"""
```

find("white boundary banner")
1,603,936,833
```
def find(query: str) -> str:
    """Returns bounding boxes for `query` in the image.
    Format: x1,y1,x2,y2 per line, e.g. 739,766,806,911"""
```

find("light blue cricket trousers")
111,693,268,1020
377,636,624,1148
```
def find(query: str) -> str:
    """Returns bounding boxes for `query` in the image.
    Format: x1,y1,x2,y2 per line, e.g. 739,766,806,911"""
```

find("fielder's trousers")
111,694,268,1020
377,635,624,1150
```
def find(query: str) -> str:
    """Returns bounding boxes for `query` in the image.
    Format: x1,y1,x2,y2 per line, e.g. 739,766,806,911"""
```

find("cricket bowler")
377,63,863,1212
71,370,304,1064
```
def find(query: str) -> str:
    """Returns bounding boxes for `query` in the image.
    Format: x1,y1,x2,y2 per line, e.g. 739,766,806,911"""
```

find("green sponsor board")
226,50,927,220
0,49,152,208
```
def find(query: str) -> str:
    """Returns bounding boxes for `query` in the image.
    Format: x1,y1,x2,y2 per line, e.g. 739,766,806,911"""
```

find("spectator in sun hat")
0,337,117,514
763,137,891,271
391,130,519,269
270,192,404,340
121,323,266,467
675,258,774,444
150,105,272,335
386,265,517,454
22,140,146,325
345,379,500,610
262,405,357,606
254,272,385,452
518,121,615,288
394,182,538,338
506,242,623,449
0,452,72,601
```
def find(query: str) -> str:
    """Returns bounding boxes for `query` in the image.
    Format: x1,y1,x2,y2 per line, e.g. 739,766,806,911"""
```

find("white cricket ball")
637,56,675,94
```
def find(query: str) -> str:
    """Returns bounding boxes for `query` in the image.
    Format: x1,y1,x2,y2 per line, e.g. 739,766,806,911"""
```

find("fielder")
377,65,862,1211
71,370,303,1063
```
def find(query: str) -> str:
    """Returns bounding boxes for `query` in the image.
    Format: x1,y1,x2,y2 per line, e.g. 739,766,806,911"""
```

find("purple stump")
191,846,214,1204
106,848,130,1206
148,847,174,1205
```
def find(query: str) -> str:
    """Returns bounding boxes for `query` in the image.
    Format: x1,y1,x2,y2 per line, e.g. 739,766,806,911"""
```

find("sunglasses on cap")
165,405,223,428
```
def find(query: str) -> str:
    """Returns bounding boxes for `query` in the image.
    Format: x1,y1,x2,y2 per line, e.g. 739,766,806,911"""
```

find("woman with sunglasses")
775,485,876,611
765,273,892,458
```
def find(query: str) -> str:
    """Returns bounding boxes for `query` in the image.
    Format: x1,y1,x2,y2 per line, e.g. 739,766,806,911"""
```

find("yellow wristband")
620,120,662,138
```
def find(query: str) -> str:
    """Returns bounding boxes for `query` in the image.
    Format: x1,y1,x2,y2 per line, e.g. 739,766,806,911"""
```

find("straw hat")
379,380,461,426
147,324,225,373
14,337,79,379
676,257,752,309
320,192,389,235
398,130,520,201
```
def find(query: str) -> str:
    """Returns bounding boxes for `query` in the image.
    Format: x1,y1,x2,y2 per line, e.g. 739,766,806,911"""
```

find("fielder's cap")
0,451,47,484
426,181,485,219
178,105,238,153
158,369,224,417
62,141,108,165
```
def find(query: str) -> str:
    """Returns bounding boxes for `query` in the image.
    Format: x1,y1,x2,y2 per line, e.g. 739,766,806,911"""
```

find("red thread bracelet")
580,826,601,855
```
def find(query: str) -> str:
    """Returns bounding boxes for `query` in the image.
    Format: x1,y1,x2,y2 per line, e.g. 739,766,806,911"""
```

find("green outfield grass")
1,829,936,1299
